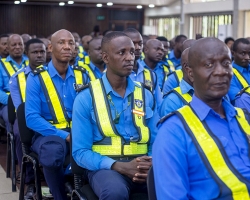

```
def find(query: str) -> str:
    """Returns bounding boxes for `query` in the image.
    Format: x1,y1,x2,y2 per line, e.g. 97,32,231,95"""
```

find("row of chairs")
13,100,157,200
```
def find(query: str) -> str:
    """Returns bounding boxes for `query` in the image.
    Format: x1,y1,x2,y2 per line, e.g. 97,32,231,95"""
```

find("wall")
144,0,250,38
0,4,143,37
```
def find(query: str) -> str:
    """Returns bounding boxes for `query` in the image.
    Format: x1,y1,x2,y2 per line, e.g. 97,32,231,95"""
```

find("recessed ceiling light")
107,2,113,6
59,2,65,6
68,1,74,4
21,0,27,2
14,1,20,4
96,3,102,7
136,5,142,9
149,4,155,8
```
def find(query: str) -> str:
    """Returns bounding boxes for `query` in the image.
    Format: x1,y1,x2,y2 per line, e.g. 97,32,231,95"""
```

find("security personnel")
79,35,92,64
25,29,89,200
228,38,250,102
40,38,52,64
10,38,46,199
167,34,187,70
124,28,162,111
72,31,158,200
140,39,170,91
159,48,194,117
0,34,9,59
162,39,196,94
85,38,106,80
153,38,250,199
0,34,28,131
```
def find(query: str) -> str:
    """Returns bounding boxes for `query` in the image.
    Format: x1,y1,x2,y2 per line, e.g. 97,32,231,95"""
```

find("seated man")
124,28,162,111
153,37,250,199
25,29,89,200
72,31,158,200
10,38,46,198
162,39,196,94
0,34,28,131
159,47,194,117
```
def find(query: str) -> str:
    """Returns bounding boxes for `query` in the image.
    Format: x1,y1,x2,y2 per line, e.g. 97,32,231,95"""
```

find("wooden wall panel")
0,4,112,37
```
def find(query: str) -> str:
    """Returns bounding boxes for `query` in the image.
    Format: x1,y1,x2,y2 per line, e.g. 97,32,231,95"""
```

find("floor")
0,135,19,200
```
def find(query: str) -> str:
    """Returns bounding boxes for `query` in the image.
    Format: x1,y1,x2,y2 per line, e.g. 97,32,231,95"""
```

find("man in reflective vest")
228,38,250,104
139,39,170,91
124,28,162,112
10,38,46,199
25,29,89,200
162,39,196,94
159,47,194,117
72,31,158,200
0,34,28,131
153,37,250,199
79,35,92,64
0,34,9,59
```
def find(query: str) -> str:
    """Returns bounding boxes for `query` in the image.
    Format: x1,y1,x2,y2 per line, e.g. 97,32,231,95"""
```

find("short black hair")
224,37,234,44
25,38,44,53
232,38,250,52
101,31,128,51
0,34,9,40
175,34,187,43
156,36,168,42
123,28,140,34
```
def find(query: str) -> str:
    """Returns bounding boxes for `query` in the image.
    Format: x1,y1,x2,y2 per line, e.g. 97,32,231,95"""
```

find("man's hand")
111,156,152,183
66,134,70,143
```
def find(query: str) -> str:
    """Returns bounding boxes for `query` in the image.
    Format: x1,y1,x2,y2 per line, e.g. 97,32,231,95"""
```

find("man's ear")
102,51,108,64
187,66,194,83
48,43,52,53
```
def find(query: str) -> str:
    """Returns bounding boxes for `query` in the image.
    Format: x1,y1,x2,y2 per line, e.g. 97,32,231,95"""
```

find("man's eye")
205,63,213,68
119,51,123,55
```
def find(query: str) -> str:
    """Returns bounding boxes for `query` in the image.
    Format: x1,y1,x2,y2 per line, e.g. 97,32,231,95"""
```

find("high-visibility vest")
78,61,97,81
173,69,183,85
174,105,250,199
78,46,84,53
162,65,171,88
32,65,86,129
17,71,27,103
0,58,29,78
233,68,250,98
89,79,150,156
165,86,192,105
143,68,155,92
167,60,175,71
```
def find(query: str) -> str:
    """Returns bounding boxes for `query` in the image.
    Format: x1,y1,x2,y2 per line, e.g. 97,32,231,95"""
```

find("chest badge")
135,99,143,108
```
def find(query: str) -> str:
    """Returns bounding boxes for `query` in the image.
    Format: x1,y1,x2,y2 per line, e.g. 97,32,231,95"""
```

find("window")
190,14,232,38
149,17,180,40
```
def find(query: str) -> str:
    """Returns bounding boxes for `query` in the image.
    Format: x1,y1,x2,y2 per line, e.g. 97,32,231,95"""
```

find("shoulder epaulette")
32,66,45,75
76,83,89,93
157,112,176,126
72,65,86,73
163,89,174,98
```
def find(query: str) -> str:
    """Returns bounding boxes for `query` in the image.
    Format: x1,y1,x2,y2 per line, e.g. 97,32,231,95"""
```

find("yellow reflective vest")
77,61,97,81
89,79,150,157
33,65,86,129
165,86,192,105
143,68,155,92
175,105,250,199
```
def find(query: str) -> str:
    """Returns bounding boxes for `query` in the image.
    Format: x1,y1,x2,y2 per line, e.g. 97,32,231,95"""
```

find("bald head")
145,39,162,48
182,39,196,52
7,34,24,59
81,35,93,51
50,29,75,63
189,37,229,69
144,39,164,64
21,34,32,45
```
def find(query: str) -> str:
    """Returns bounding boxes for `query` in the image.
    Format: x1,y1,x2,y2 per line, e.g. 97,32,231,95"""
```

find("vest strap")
78,61,97,81
233,68,249,89
17,71,26,103
172,87,192,105
174,69,183,85
176,105,250,199
143,68,154,92
0,59,17,78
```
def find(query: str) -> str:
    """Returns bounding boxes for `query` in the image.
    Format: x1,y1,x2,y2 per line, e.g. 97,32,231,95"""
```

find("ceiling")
0,0,178,8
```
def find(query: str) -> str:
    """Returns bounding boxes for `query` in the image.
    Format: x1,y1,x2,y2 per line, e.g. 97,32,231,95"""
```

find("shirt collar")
180,79,194,94
6,55,27,64
168,50,175,60
190,95,237,121
101,73,135,98
47,60,74,79
140,60,162,70
24,66,32,75
232,61,250,73
136,61,145,74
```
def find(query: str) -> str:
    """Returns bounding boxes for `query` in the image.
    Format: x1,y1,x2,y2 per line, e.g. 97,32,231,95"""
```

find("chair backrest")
147,166,157,200
8,95,16,125
16,103,34,146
